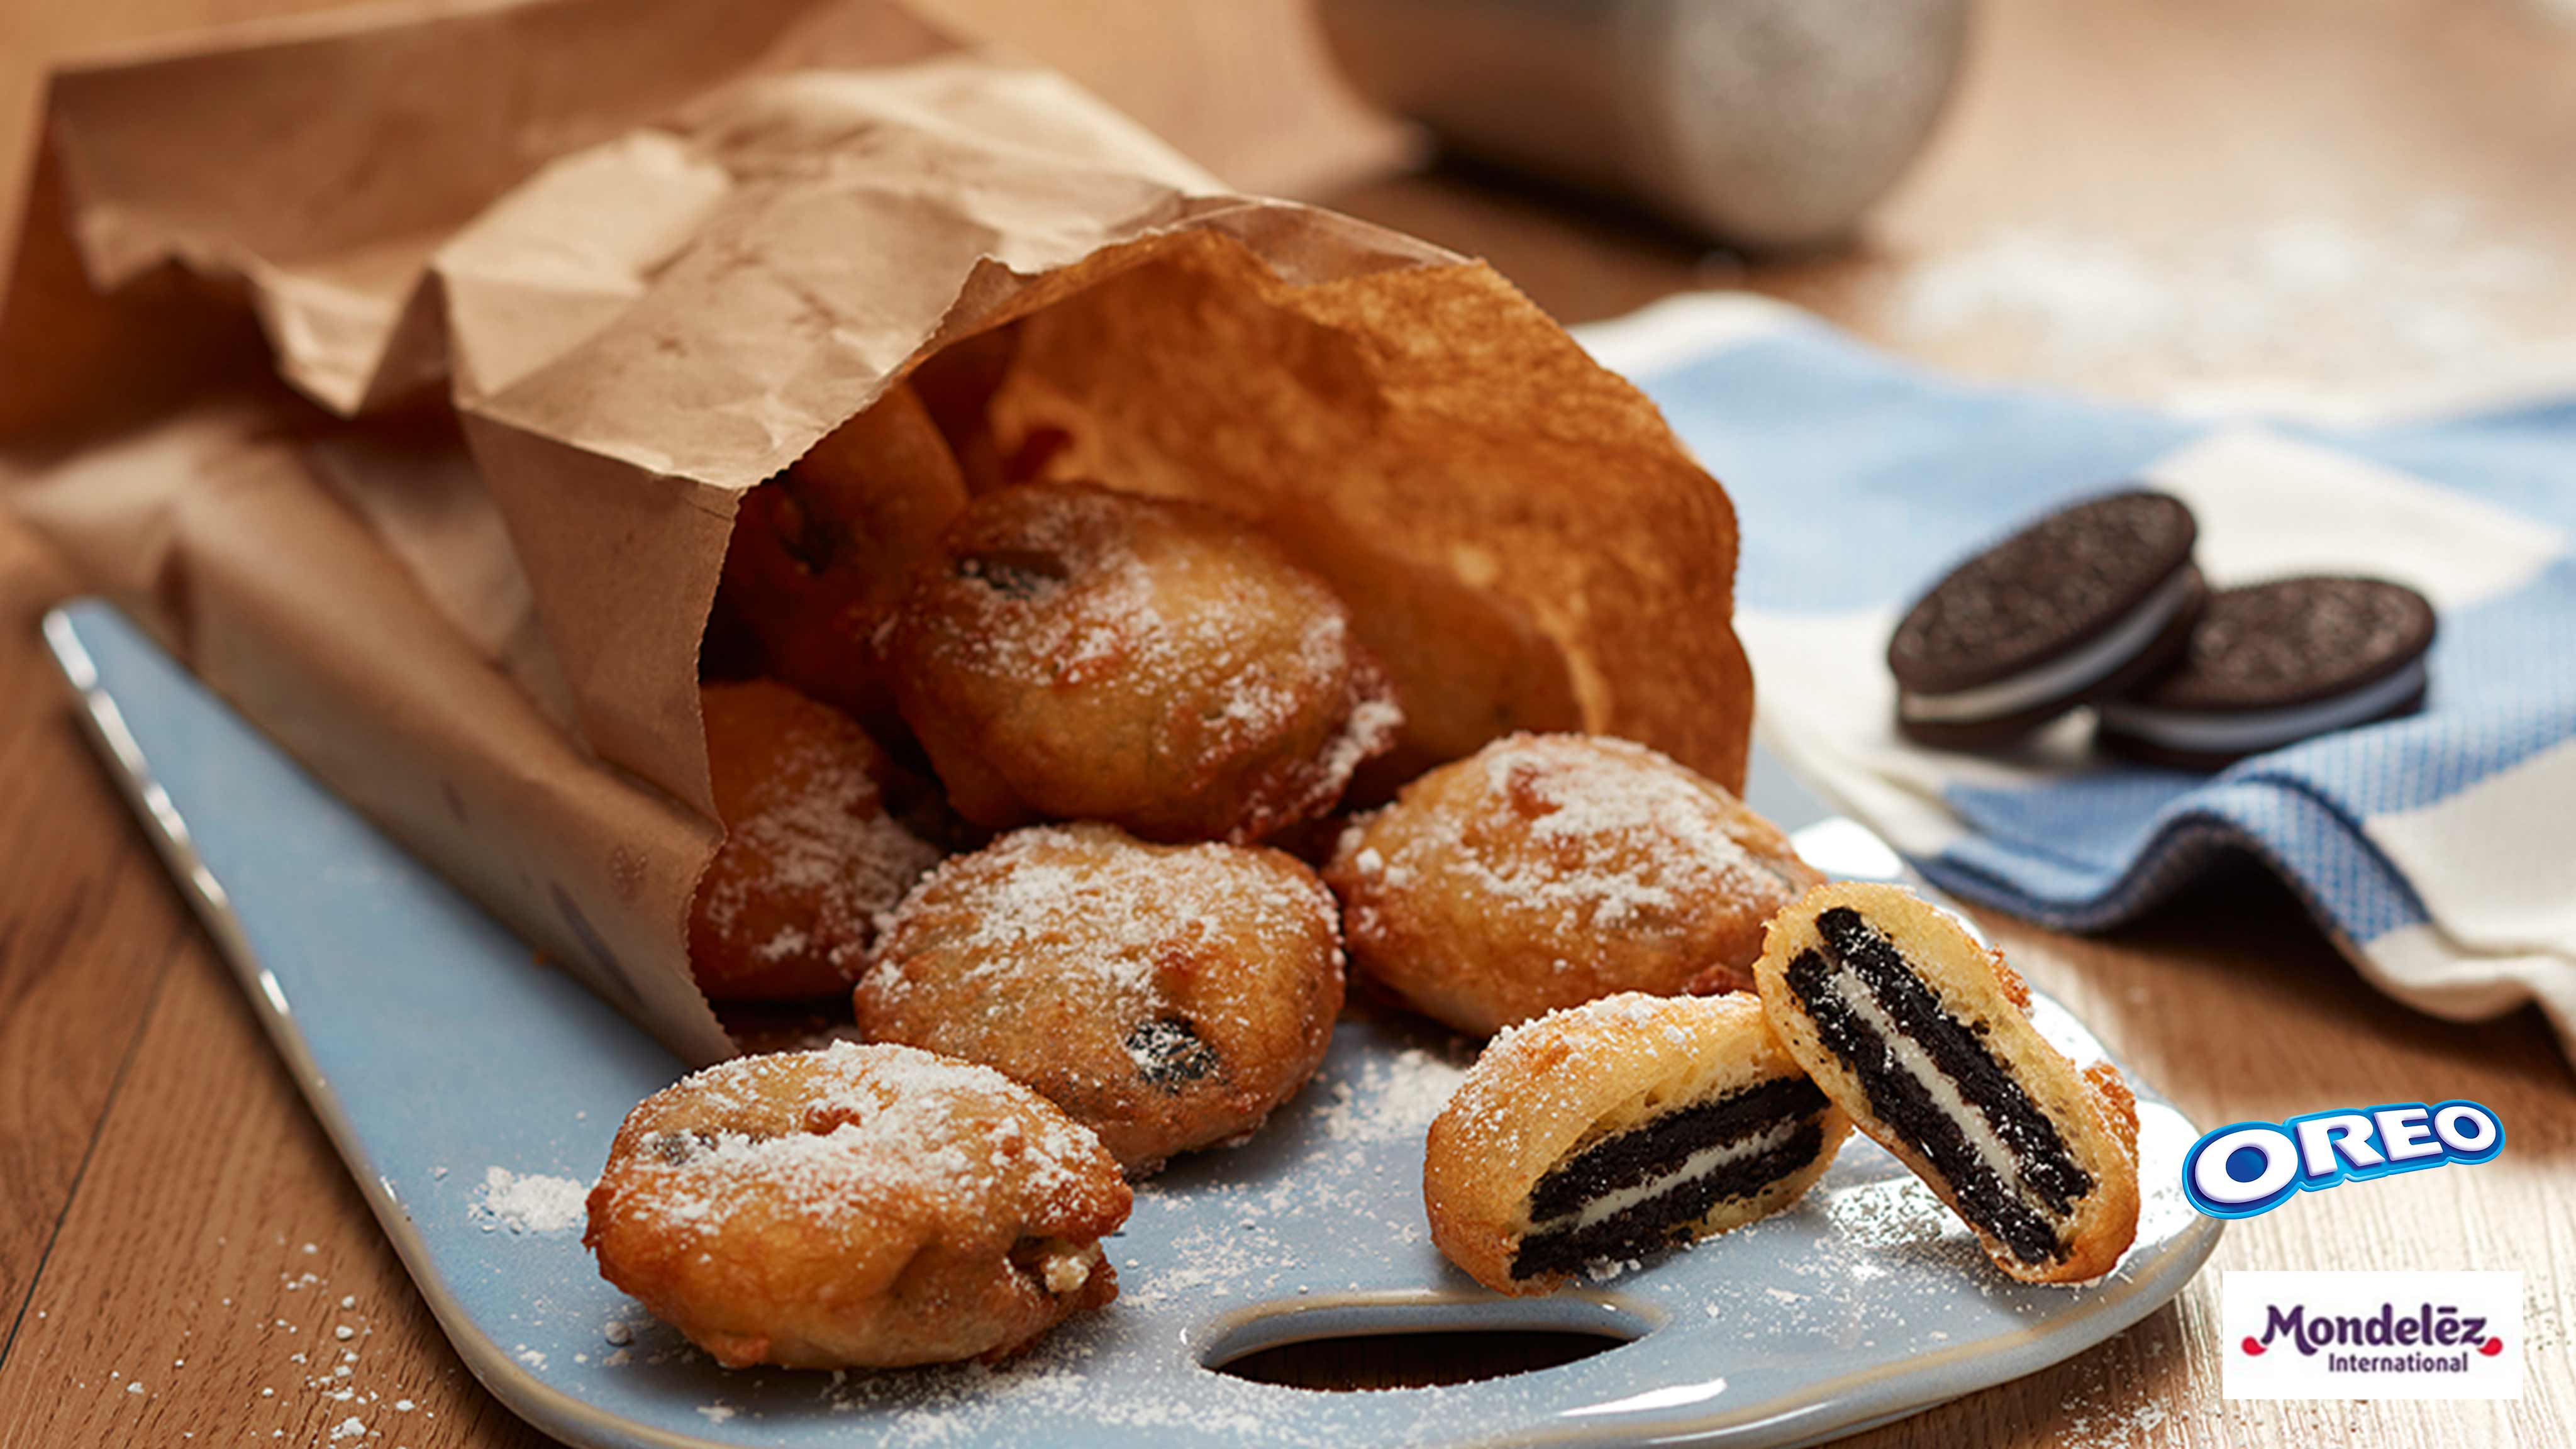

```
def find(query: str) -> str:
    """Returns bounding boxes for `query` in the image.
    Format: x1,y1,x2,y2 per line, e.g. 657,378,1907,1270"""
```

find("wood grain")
1,0,2572,1446
0,872,550,1449
0,516,197,1352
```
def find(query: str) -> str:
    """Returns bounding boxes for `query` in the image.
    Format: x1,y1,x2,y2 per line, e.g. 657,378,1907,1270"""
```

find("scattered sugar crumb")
1823,1177,1971,1250
473,1167,590,1235
1311,1046,1472,1143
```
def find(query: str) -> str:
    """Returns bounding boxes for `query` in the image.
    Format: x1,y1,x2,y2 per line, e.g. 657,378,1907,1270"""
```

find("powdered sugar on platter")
474,1167,591,1235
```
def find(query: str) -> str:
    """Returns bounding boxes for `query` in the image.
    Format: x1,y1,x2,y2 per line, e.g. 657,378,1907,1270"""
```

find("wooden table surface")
3,1,2571,1446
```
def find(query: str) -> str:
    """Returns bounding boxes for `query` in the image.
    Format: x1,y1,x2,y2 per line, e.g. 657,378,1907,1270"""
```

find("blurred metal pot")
1314,0,1971,251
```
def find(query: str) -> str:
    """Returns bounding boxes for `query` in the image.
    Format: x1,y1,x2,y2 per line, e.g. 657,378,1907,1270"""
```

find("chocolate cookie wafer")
2097,575,2434,770
1889,490,2204,748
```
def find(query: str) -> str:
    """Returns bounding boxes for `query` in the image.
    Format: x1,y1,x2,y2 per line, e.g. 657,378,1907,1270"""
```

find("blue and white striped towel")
1579,295,2576,1060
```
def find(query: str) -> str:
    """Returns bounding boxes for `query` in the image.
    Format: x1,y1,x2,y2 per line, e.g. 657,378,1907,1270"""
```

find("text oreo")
2183,1101,2504,1219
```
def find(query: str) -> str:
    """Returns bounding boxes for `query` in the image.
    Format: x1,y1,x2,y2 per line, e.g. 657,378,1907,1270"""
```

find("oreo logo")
2183,1100,2504,1219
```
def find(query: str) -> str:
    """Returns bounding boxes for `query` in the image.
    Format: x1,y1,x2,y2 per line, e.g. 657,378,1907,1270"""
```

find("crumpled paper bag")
3,0,1752,1063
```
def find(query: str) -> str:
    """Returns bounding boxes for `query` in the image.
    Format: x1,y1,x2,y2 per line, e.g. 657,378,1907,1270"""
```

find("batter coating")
1424,992,1850,1294
1753,883,2140,1284
883,482,1401,844
1324,733,1821,1036
690,681,946,1001
585,1041,1129,1368
859,824,1345,1175
714,383,969,730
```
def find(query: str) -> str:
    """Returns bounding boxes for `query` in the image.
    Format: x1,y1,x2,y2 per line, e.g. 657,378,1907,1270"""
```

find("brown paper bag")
4,0,1752,1063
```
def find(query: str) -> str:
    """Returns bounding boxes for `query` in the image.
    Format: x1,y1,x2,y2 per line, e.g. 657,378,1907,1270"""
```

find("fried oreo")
689,681,945,1001
1424,992,1850,1294
1753,883,2140,1284
857,824,1345,1175
2097,575,2434,770
1325,733,1821,1036
883,482,1401,844
585,1041,1129,1369
1889,490,2204,749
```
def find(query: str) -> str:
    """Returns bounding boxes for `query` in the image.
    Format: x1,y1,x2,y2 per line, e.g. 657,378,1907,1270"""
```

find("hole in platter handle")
1197,1292,1655,1391
1213,1330,1630,1392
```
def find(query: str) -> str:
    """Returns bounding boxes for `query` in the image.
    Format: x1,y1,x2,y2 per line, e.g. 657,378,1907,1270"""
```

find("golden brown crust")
584,1041,1129,1369
2085,1058,2141,1143
857,824,1345,1175
1984,942,2034,1011
1752,883,2141,1285
883,481,1400,845
1424,992,1848,1295
1324,733,1821,1036
687,681,945,1001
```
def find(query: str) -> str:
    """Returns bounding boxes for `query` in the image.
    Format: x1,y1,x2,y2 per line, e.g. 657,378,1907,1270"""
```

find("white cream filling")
2097,656,2427,753
1898,569,2199,724
1036,1242,1095,1296
1533,1116,1806,1235
1824,966,2052,1223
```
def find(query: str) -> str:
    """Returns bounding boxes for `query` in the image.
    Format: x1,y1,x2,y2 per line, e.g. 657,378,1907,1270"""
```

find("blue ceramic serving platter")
46,597,2219,1448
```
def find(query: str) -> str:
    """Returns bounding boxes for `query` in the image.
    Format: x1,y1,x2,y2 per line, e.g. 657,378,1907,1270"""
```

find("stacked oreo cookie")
1887,489,2436,769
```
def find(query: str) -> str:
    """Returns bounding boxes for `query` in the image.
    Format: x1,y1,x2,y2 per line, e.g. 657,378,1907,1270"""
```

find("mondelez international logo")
2224,1272,2524,1400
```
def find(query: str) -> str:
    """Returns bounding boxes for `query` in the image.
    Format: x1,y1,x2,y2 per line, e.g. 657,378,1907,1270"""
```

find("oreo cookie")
1888,491,2205,748
2097,576,2434,770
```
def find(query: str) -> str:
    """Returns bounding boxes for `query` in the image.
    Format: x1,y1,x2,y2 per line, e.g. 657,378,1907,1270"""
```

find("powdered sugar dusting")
1347,735,1795,944
1309,1046,1472,1143
1438,993,1713,1160
612,1042,1110,1240
1821,1175,1975,1250
928,487,1351,718
899,484,1395,829
697,706,944,974
869,826,1335,1011
1476,736,1769,924
472,1168,589,1235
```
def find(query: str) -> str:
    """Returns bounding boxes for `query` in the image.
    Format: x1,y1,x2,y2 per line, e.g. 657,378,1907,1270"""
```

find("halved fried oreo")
1424,992,1849,1295
1753,883,2140,1284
